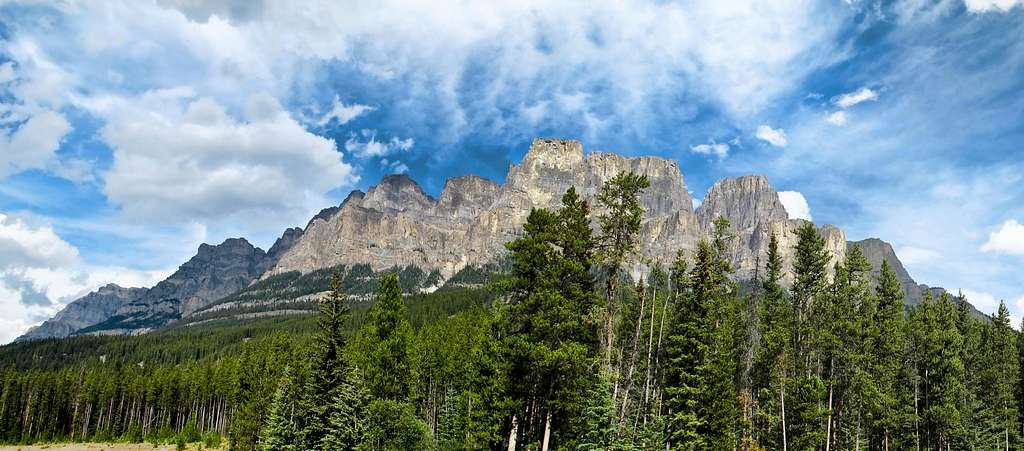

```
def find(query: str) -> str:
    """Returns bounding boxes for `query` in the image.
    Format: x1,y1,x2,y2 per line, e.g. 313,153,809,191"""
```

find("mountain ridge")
18,138,976,340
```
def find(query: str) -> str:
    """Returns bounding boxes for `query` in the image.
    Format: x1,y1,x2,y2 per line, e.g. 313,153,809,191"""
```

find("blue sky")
0,0,1022,342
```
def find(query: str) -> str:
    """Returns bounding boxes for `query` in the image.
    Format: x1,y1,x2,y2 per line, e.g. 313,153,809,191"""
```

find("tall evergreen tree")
360,273,415,402
664,219,741,450
787,221,830,450
752,233,793,450
596,172,651,371
297,271,352,450
261,366,299,451
497,186,601,449
985,302,1020,450
871,260,910,449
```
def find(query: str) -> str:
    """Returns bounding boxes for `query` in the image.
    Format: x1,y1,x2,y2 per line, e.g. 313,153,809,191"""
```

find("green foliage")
357,273,415,402
361,399,435,450
2,204,1023,451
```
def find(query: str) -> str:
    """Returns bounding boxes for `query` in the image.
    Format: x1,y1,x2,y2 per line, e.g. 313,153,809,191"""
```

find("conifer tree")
321,366,369,450
497,186,601,449
986,302,1020,450
752,233,793,450
664,221,741,450
787,221,830,449
297,270,352,450
361,273,415,402
871,260,909,449
596,172,651,371
261,366,299,451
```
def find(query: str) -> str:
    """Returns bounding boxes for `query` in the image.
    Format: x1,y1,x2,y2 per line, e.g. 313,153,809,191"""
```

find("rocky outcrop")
16,284,145,341
36,226,306,338
28,137,969,338
79,238,271,334
268,138,700,280
848,238,983,317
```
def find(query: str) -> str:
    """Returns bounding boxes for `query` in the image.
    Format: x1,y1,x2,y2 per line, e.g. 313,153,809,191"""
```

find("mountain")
848,238,983,316
16,284,146,341
267,140,849,286
23,138,979,338
18,229,304,341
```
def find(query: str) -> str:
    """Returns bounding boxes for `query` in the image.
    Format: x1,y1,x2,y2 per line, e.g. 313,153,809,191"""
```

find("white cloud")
756,125,788,147
0,213,169,343
0,110,72,178
964,0,1024,12
0,62,15,84
345,132,415,159
690,142,730,159
981,219,1024,256
960,289,1000,315
778,191,812,220
99,92,356,224
833,87,878,108
314,95,375,127
896,246,941,265
826,110,848,125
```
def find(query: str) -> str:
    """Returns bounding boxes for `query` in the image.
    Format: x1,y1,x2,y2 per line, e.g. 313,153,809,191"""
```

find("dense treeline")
2,171,1023,450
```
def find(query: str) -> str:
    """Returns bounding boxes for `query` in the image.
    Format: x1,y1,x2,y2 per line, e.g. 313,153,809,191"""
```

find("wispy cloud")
833,87,878,108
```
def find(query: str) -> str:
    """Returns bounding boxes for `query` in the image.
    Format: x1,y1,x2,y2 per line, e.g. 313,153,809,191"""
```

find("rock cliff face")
268,138,700,280
847,238,978,316
79,238,272,334
16,284,146,341
23,227,304,340
266,139,852,286
26,138,963,338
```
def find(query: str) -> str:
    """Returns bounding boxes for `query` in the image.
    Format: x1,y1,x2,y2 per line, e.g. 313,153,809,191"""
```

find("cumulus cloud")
0,110,72,178
0,44,75,180
826,110,848,125
833,87,879,108
981,219,1024,256
690,142,730,159
756,125,788,147
0,213,168,343
778,191,812,220
964,0,1024,12
98,92,356,224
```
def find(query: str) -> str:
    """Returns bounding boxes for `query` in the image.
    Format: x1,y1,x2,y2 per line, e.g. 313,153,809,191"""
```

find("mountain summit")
21,139,955,339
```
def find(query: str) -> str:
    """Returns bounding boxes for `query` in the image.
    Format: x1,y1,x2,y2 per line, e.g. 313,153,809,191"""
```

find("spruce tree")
871,260,909,449
297,270,352,450
596,172,651,371
321,366,369,450
361,273,415,402
787,221,830,449
496,186,601,448
752,233,793,450
664,223,741,450
261,366,298,451
986,302,1020,450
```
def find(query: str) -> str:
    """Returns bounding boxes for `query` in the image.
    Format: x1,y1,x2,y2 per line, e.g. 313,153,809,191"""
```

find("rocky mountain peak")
362,173,436,213
696,175,788,231
520,138,585,170
263,227,304,272
437,175,501,220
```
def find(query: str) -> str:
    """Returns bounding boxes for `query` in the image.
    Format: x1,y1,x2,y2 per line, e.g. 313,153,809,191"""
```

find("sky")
0,0,1022,342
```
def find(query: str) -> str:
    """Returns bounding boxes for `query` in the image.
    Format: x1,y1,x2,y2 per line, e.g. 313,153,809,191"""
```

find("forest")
1,172,1022,450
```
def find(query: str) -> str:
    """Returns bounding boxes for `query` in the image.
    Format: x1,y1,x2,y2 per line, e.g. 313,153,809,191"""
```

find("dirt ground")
0,444,221,451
